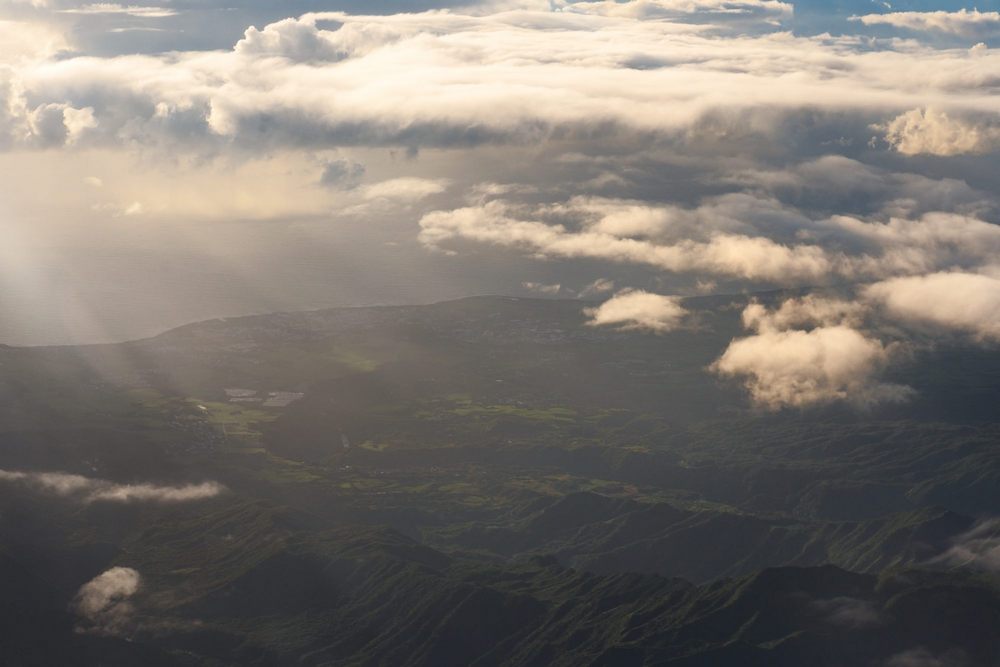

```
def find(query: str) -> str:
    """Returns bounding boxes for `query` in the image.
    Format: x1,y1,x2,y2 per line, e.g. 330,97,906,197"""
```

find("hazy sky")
1,0,999,405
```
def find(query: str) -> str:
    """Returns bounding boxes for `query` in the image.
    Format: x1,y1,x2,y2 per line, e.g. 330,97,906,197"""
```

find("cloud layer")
2,5,1000,153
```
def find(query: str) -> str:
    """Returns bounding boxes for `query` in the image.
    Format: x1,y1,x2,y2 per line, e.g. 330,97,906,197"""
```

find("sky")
1,0,999,407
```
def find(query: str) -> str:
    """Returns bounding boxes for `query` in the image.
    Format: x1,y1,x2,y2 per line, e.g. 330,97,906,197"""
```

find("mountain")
0,295,997,664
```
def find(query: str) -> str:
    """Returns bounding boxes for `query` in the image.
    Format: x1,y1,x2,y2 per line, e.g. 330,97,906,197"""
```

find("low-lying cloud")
584,289,688,332
711,298,912,409
932,518,1000,573
74,566,141,636
0,469,225,503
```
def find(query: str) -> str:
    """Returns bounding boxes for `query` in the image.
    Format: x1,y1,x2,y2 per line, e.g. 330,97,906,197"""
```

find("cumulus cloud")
711,298,911,409
853,9,1000,39
0,469,225,503
584,289,688,332
865,272,1000,342
74,567,141,636
880,108,1000,156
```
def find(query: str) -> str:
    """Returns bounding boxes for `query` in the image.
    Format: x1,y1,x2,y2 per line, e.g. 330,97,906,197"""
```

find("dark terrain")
0,295,998,666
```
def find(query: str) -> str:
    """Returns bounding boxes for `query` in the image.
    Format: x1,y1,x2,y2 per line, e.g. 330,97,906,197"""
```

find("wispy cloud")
0,469,225,503
59,4,177,18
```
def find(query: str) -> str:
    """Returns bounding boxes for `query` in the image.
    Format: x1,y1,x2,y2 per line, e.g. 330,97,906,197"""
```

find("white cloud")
2,7,1000,154
419,199,836,283
74,567,141,636
712,325,910,409
584,289,688,332
0,20,68,64
0,469,225,503
362,177,450,202
561,0,793,24
59,4,177,18
880,108,1000,156
741,295,867,332
852,9,1000,38
865,272,1000,342
522,281,562,294
711,298,911,409
420,197,1000,286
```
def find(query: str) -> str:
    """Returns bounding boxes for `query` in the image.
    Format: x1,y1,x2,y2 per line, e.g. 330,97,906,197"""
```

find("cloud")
732,155,988,219
561,0,793,26
362,177,450,202
810,596,883,628
420,196,1000,286
578,277,615,297
59,4,177,18
741,295,867,332
320,157,365,189
880,108,1000,157
885,648,970,667
73,567,141,636
3,6,1000,153
584,289,688,332
865,272,1000,342
0,19,68,64
522,281,561,294
0,469,225,503
852,9,1000,39
711,299,912,409
931,518,1000,573
419,199,837,283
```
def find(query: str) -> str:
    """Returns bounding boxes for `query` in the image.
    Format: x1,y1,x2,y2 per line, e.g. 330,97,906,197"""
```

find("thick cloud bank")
2,4,1000,153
